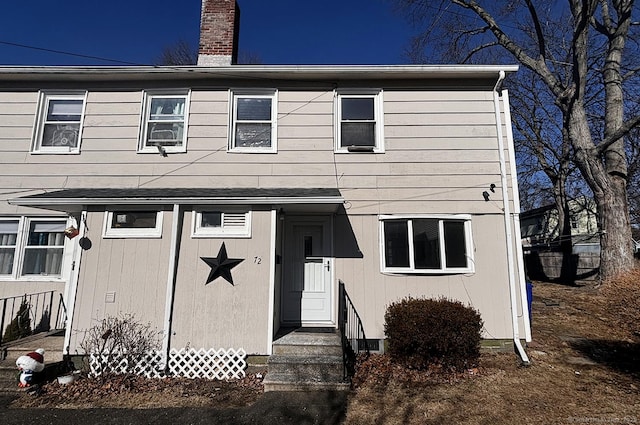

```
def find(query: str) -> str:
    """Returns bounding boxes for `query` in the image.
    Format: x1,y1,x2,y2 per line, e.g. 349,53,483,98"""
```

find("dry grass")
601,268,640,338
9,276,640,422
345,280,640,425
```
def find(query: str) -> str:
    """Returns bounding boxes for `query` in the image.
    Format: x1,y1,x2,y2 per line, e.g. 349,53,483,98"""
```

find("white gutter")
161,204,181,369
63,210,87,355
493,70,530,365
502,89,532,342
0,64,520,82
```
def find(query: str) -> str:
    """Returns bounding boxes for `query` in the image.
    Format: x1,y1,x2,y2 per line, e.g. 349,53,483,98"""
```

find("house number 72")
254,256,262,264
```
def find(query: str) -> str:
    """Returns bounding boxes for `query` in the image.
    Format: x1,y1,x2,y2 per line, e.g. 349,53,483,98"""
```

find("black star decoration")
200,242,244,286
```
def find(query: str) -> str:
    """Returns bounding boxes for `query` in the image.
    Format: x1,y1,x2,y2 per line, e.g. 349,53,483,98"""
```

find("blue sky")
0,0,416,66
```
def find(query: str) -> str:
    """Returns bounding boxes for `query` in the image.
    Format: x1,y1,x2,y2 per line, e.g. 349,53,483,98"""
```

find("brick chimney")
198,0,240,66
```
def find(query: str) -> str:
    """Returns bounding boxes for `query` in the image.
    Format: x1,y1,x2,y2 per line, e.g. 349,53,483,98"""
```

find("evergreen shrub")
384,297,483,370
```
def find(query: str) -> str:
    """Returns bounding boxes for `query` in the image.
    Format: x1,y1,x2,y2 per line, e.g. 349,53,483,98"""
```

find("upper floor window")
103,210,163,238
0,217,68,279
229,91,277,153
336,91,384,153
192,209,251,238
32,92,86,154
380,215,473,274
139,91,190,153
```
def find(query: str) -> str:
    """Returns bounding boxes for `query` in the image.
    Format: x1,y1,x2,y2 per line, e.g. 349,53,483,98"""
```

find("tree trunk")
596,176,635,280
568,104,635,280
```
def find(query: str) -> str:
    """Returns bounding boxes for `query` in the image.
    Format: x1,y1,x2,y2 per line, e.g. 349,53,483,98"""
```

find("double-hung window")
0,220,19,276
380,215,473,274
336,91,384,153
0,218,68,279
192,209,251,237
139,91,189,153
230,91,277,152
32,92,86,154
22,220,66,276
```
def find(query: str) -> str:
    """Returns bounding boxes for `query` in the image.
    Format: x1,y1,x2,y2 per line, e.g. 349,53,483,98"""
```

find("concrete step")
267,355,344,381
0,333,66,393
263,373,350,392
0,374,19,393
267,328,347,392
272,333,342,356
1,335,65,365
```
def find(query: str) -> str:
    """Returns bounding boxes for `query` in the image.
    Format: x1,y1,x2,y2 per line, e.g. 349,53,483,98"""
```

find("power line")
0,40,146,66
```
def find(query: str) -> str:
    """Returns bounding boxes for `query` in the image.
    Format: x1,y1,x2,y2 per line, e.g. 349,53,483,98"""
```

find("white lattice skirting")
88,348,247,380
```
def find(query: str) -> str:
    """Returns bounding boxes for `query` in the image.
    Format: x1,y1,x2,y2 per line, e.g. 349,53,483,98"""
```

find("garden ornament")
15,348,45,388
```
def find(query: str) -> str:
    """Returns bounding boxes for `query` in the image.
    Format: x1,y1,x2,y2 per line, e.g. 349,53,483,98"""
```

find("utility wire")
0,40,146,66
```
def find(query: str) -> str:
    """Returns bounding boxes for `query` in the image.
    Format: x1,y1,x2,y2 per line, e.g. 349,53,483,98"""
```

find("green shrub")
384,297,483,371
2,299,32,343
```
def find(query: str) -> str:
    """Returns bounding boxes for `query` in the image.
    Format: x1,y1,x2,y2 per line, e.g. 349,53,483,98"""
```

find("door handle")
325,260,330,271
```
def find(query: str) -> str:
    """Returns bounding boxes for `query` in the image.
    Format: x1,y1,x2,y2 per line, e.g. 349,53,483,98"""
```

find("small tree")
2,299,32,343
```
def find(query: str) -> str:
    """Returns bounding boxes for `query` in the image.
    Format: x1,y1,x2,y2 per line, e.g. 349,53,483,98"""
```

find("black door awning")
9,188,344,213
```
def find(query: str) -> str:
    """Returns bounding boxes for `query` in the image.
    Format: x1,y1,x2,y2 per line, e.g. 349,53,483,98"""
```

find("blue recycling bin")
526,280,533,326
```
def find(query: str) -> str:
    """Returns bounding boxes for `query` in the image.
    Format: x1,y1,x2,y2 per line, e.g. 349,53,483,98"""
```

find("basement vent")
358,339,381,352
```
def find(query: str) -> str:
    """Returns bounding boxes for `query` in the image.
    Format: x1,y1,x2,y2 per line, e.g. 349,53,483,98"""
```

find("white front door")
282,217,333,324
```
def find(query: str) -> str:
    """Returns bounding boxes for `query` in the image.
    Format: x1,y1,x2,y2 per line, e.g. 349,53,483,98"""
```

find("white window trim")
31,91,87,154
379,214,474,274
191,209,252,238
0,217,71,281
335,89,385,153
228,89,278,153
138,90,190,154
0,218,20,278
103,211,163,238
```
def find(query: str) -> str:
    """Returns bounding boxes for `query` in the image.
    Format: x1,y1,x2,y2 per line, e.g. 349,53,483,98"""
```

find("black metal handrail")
338,280,370,380
55,293,68,330
0,291,63,346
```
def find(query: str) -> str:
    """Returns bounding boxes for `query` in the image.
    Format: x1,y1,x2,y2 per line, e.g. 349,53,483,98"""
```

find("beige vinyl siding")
68,209,172,353
0,85,517,216
2,83,522,346
170,209,273,354
335,214,514,340
0,281,65,301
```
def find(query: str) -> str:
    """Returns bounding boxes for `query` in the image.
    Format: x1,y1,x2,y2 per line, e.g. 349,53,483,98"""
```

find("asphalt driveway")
0,390,348,425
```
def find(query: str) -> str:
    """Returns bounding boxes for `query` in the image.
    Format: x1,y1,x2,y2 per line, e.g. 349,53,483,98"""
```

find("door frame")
280,214,335,327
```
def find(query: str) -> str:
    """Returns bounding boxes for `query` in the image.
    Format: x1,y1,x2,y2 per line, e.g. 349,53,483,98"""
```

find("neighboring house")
0,0,530,373
520,196,600,254
520,196,600,282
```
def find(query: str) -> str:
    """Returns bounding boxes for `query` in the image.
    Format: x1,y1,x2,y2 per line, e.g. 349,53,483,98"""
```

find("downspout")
162,204,181,369
63,210,87,355
502,89,532,342
493,70,530,365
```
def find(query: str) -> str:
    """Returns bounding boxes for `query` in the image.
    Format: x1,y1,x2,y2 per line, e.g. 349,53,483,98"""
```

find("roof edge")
0,64,519,81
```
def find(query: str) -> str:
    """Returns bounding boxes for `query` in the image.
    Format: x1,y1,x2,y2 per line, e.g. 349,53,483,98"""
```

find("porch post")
162,204,182,369
266,209,277,355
